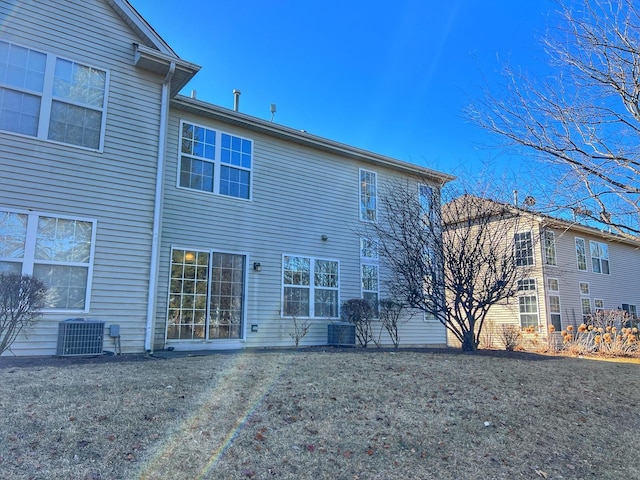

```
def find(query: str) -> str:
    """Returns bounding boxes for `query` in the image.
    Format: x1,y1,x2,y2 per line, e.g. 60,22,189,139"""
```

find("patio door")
167,249,245,341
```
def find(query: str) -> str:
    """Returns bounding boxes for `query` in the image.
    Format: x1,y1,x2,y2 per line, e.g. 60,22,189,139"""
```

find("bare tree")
368,182,532,351
0,273,47,355
471,0,640,236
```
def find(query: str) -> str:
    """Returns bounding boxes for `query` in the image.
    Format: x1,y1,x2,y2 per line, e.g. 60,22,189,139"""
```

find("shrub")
560,310,638,357
499,324,522,351
289,315,311,347
340,299,374,347
378,299,404,348
0,273,48,355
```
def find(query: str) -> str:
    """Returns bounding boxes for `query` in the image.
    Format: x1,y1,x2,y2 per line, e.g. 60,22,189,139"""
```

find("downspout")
144,61,175,352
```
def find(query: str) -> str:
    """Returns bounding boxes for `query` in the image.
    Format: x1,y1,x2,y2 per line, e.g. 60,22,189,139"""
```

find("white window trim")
0,207,97,312
579,282,590,296
575,237,587,271
360,237,380,315
514,231,535,266
165,246,249,343
281,254,340,319
594,298,604,312
543,230,557,266
0,39,109,152
589,240,610,275
359,168,378,223
176,119,253,201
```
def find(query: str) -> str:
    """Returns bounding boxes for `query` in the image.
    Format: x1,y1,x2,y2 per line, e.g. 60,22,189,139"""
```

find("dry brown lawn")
0,349,638,480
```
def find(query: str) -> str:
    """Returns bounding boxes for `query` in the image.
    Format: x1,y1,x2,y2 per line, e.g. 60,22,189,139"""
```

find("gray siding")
0,0,165,355
154,109,446,350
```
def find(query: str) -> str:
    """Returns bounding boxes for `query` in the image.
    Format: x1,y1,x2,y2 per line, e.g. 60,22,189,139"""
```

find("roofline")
457,195,640,248
171,95,456,184
107,0,179,56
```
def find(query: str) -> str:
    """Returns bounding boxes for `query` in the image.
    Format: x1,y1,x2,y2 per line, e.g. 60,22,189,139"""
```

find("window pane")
33,264,88,309
48,101,101,149
314,260,338,287
0,211,27,259
314,289,337,318
0,41,46,92
360,238,378,259
360,170,377,222
284,287,309,317
53,59,105,107
220,166,250,199
180,157,214,192
167,249,209,339
0,87,40,136
35,217,92,262
361,264,378,291
544,231,556,266
283,256,310,285
514,232,533,266
209,253,244,339
576,238,587,271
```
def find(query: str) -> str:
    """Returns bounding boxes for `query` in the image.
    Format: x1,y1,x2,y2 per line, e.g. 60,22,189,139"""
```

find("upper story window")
282,255,339,318
514,231,534,266
179,121,252,199
0,209,95,310
575,237,587,271
359,169,377,222
543,230,556,266
589,241,610,274
0,40,108,150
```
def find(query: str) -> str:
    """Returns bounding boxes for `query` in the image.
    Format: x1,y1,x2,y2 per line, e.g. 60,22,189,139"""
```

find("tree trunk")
461,331,478,351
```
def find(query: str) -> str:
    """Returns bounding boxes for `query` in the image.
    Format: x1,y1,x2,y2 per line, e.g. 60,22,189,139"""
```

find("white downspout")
144,61,175,352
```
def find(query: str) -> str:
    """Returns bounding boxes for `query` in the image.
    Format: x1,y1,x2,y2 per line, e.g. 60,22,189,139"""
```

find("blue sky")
131,0,556,179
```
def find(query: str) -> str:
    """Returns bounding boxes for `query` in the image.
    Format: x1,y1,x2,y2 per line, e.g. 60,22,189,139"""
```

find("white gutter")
144,61,175,352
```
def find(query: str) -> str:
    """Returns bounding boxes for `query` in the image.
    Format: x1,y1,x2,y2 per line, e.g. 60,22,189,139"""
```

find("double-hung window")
517,278,538,328
360,238,379,315
575,237,587,271
514,231,534,266
359,169,377,222
547,278,561,331
0,40,108,150
622,303,637,319
282,255,339,318
179,121,252,199
589,241,610,274
0,209,95,310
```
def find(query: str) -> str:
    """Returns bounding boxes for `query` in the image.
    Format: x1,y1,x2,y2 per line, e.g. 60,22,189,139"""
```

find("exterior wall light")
321,234,328,241
253,262,262,272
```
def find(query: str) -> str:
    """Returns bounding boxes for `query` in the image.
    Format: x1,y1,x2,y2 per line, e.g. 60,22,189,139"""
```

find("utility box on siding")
327,322,356,346
57,319,105,357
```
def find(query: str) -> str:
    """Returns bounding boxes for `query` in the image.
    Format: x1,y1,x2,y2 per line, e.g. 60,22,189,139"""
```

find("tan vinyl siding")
155,109,446,350
0,0,165,355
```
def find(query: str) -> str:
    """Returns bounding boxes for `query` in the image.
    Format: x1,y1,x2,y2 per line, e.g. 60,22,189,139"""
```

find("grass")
0,349,639,480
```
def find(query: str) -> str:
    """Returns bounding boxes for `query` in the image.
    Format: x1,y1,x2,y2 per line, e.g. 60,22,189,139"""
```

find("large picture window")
0,209,95,310
0,40,108,150
282,255,339,318
179,121,252,199
167,249,245,340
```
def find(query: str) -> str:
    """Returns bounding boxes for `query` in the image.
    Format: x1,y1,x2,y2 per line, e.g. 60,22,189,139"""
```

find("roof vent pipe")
191,90,197,99
233,89,241,112
513,190,518,207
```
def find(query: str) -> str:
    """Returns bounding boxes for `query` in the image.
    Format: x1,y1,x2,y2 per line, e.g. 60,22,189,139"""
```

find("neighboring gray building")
0,0,452,355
